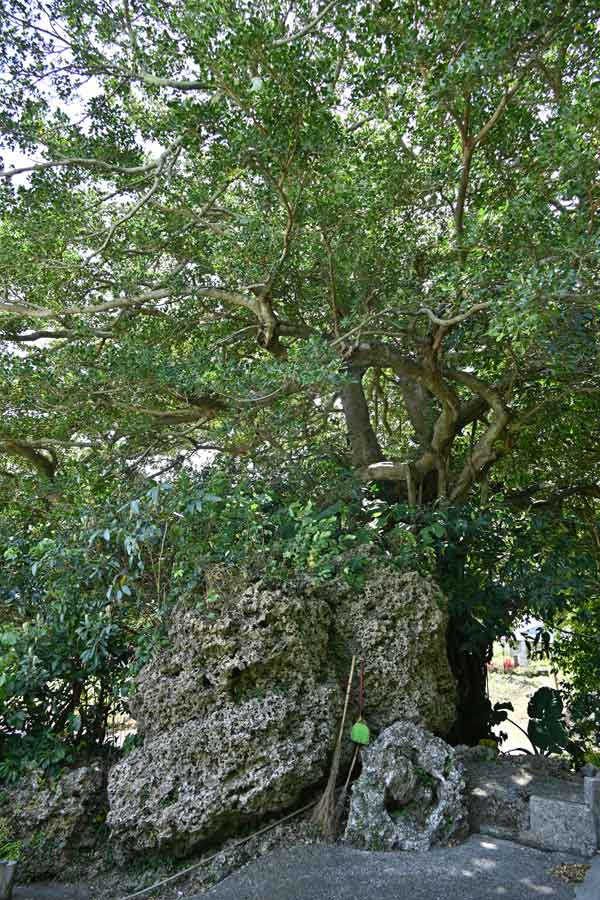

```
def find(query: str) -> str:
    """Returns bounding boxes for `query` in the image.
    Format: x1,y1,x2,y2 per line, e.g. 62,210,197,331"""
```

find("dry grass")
550,863,589,883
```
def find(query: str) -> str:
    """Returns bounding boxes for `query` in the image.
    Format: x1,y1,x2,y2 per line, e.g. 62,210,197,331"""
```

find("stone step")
466,760,600,857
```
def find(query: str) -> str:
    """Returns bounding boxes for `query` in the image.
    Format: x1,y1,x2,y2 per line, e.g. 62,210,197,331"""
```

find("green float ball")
351,718,370,745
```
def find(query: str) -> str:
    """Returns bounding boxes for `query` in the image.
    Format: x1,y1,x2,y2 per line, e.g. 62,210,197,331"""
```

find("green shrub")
0,818,20,861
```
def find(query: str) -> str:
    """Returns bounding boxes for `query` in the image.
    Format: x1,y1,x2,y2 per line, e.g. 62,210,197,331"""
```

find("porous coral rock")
331,570,456,735
129,585,332,738
108,686,337,856
344,720,467,851
107,586,340,856
0,765,106,880
107,573,457,856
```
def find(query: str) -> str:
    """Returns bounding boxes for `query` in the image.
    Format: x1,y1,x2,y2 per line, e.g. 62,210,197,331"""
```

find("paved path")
200,836,585,900
576,855,600,900
14,885,91,900
11,838,598,900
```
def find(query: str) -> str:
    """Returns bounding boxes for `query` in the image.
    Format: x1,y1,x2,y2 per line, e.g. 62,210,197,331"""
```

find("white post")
517,639,529,668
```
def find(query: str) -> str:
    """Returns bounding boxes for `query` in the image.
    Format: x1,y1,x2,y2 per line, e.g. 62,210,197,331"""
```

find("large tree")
1,0,599,738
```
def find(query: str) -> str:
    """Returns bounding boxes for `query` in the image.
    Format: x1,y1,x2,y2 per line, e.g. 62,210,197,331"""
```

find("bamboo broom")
311,654,356,839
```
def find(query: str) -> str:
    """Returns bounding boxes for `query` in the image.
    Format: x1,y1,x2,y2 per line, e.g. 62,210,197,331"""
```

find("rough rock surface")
107,572,456,856
344,721,467,851
107,586,341,856
330,570,456,735
0,766,106,880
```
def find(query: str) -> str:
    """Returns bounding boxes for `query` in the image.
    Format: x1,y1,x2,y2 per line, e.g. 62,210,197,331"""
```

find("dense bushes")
0,467,374,779
550,599,600,748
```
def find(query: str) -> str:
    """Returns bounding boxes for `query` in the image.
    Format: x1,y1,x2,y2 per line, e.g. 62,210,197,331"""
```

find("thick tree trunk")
340,367,383,468
339,369,492,743
445,621,491,745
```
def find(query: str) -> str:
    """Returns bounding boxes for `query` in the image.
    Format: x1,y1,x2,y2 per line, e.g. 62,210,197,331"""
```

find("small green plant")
527,687,570,755
483,698,514,745
121,733,144,755
499,687,583,763
0,818,21,862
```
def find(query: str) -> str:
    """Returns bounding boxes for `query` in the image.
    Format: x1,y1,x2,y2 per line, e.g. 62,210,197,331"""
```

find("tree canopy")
0,0,598,508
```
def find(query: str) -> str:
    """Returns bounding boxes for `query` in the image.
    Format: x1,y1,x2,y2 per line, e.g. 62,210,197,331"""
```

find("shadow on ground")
198,835,582,900
13,835,593,900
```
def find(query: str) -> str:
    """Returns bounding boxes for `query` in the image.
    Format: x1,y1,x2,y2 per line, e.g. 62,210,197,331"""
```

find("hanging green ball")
351,718,370,745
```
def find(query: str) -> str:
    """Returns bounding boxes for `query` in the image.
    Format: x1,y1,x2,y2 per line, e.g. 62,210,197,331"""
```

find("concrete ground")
14,885,91,900
11,838,598,900
576,855,600,900
199,837,587,900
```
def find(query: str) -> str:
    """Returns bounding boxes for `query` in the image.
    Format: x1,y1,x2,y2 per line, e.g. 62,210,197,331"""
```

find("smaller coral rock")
344,721,467,851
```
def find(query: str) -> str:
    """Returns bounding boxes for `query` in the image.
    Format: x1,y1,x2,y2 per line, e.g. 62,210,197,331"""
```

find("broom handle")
334,654,356,751
343,744,360,793
359,657,365,719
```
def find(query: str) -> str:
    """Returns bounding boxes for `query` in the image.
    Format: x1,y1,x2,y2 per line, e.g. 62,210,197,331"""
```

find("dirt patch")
551,863,590,883
488,669,558,753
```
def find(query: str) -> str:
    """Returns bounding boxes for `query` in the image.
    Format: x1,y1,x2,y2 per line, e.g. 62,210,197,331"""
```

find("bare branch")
131,405,223,425
454,140,474,256
212,383,292,405
121,0,213,93
0,281,188,321
447,369,511,501
358,460,410,482
0,328,112,342
197,287,260,316
135,73,212,91
87,140,183,259
473,79,523,148
274,0,339,46
446,368,508,419
416,302,492,327
0,157,162,180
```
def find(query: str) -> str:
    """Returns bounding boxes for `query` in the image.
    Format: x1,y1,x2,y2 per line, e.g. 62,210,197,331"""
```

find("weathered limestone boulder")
107,586,341,856
0,765,106,880
107,571,457,856
344,721,467,851
330,570,457,735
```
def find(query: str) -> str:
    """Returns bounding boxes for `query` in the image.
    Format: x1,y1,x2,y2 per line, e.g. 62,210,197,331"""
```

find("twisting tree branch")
0,157,163,180
273,0,340,46
0,263,191,320
87,140,183,259
121,0,214,92
416,302,492,327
